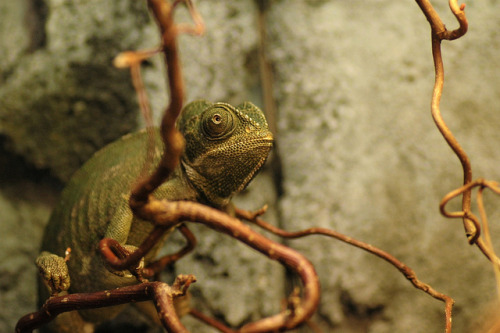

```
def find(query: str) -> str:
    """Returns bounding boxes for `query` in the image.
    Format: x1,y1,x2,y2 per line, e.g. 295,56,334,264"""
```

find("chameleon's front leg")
98,199,149,281
36,251,96,333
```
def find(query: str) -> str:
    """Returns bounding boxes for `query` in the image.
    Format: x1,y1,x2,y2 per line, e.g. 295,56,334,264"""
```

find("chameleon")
35,100,274,332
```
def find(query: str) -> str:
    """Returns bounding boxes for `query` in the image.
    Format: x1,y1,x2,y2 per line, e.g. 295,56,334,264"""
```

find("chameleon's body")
36,100,273,332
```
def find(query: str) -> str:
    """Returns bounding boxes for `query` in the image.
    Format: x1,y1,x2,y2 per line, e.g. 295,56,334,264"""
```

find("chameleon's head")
177,100,273,207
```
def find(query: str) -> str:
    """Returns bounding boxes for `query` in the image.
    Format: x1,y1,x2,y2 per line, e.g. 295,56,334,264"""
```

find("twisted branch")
416,0,500,298
415,0,474,240
236,207,454,333
15,275,196,333
129,0,204,211
440,179,500,297
102,199,321,332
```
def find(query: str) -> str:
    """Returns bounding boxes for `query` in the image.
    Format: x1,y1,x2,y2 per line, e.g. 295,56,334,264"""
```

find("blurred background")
1,1,500,332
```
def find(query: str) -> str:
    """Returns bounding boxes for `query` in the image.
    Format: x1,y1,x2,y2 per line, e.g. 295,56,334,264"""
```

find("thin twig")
416,0,467,41
113,48,160,129
415,0,474,241
189,309,236,333
114,48,163,182
128,0,204,213
440,179,500,295
128,0,187,209
416,0,500,306
236,207,454,333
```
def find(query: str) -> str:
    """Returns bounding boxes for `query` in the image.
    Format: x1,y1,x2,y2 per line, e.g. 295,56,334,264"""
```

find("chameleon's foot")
103,244,145,281
122,244,147,282
35,252,70,296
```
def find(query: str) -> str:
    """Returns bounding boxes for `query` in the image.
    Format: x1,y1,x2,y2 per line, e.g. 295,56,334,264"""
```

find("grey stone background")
1,0,499,332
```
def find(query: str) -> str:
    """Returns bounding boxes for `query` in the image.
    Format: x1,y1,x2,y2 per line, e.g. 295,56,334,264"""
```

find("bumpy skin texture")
36,100,273,332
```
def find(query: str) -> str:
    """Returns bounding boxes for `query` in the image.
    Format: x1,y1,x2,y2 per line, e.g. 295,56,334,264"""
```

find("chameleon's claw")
103,244,146,281
35,252,70,295
124,245,146,281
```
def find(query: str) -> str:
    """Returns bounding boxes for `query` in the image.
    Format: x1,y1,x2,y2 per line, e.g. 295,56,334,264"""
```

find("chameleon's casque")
36,100,273,332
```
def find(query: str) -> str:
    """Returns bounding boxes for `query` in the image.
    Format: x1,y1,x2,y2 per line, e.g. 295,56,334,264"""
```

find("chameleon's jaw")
183,132,273,207
235,134,273,193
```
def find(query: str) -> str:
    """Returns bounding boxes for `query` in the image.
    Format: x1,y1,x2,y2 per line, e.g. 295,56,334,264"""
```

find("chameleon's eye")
202,108,235,140
212,114,223,125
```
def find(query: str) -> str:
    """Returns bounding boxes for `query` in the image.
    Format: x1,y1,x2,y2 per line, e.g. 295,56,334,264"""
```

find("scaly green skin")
36,100,273,331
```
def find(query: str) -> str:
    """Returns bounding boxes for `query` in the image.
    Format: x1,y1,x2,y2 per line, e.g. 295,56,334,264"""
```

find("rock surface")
1,0,500,332
268,1,500,332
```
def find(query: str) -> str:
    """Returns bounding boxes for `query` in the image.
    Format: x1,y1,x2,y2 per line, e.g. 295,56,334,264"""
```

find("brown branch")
415,0,475,243
100,224,196,278
15,276,196,333
101,0,205,277
236,207,454,333
100,225,169,272
172,0,205,36
416,2,500,299
128,0,185,209
129,0,204,211
155,275,197,332
416,0,467,41
102,199,320,332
